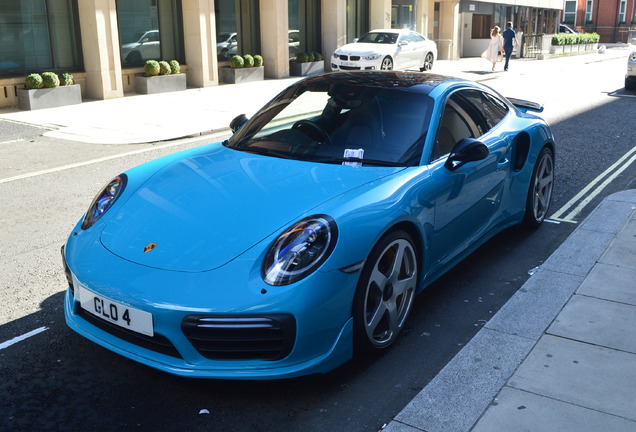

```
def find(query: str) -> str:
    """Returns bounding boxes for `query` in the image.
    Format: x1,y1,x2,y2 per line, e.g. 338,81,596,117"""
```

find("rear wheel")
523,146,554,227
421,52,434,71
380,56,394,70
353,229,419,353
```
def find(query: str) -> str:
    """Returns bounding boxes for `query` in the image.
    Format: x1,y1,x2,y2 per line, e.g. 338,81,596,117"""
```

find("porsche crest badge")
144,243,157,253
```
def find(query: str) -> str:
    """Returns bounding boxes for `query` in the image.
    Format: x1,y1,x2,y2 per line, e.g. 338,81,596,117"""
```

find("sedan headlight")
81,174,127,230
362,53,382,61
263,215,338,286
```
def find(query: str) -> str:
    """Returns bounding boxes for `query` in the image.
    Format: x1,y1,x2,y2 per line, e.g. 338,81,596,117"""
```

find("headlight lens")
262,215,338,286
363,53,382,61
81,174,127,230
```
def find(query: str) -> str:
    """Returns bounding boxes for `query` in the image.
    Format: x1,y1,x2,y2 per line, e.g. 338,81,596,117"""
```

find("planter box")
222,66,264,84
17,84,81,110
549,45,564,55
135,73,186,94
290,61,324,76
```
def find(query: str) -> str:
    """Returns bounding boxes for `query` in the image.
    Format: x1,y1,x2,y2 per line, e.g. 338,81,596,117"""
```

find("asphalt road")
1,52,635,432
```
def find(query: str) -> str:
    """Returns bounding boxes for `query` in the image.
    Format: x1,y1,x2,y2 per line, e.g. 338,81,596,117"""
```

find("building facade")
0,0,561,109
563,0,636,43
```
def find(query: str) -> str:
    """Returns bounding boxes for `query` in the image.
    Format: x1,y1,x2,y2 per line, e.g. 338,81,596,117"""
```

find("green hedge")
551,32,600,46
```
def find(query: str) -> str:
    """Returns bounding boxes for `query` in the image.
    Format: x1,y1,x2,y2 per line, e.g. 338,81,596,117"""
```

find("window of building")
619,0,626,23
585,0,593,22
117,0,184,66
215,0,261,62
346,0,369,43
0,0,82,75
563,1,576,24
472,14,493,39
288,0,322,59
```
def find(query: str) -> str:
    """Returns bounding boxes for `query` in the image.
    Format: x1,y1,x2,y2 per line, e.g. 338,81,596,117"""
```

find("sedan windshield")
357,32,399,44
227,82,433,167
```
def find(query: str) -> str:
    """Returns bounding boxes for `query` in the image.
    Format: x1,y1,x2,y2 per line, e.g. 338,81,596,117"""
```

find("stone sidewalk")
383,189,636,432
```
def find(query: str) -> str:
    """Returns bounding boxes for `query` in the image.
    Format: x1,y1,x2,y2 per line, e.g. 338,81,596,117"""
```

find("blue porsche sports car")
62,71,555,379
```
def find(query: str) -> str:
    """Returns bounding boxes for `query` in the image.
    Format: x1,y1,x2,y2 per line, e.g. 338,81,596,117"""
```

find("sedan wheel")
380,56,394,70
353,229,419,352
523,146,554,227
421,52,434,71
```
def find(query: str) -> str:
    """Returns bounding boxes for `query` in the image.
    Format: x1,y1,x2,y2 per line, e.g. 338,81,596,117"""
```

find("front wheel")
353,229,419,353
523,146,554,227
380,56,394,70
421,52,434,71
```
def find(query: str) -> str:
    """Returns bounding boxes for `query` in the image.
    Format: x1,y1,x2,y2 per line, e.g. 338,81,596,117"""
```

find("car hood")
100,146,403,272
336,42,396,56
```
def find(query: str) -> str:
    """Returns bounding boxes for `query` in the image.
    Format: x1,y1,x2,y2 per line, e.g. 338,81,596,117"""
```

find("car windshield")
357,32,399,44
226,81,433,166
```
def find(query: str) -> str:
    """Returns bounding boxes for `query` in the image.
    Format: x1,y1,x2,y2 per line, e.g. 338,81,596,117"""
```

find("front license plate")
343,61,356,67
79,286,154,336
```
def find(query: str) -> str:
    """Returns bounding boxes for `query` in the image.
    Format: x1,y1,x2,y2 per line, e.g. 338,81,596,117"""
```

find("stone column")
182,0,218,87
322,0,347,70
260,0,290,78
77,0,124,100
369,0,392,30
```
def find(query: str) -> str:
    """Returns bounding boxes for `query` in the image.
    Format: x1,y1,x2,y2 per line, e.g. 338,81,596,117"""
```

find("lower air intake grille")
78,308,182,359
181,314,296,361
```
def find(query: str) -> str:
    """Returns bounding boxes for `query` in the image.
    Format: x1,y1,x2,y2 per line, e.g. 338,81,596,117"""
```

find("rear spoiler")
507,97,544,113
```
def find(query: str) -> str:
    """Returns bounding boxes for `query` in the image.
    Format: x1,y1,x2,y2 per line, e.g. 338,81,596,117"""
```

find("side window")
432,91,482,161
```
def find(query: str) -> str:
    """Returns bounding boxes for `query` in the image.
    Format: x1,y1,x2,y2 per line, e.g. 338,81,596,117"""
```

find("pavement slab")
508,334,636,421
577,262,636,305
472,387,636,432
547,294,636,353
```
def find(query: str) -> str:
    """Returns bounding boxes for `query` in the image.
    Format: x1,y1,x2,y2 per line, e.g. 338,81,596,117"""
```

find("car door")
427,88,511,267
396,32,418,69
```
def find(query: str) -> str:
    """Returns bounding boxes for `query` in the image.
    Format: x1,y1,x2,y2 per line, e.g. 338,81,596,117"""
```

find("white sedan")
331,29,437,72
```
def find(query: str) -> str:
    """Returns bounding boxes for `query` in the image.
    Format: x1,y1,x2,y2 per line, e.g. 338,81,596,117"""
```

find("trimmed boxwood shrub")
25,74,43,89
158,61,171,75
230,55,244,68
296,52,309,63
253,55,263,67
59,72,74,86
169,60,180,74
144,60,160,76
243,54,255,68
311,52,323,61
41,71,60,88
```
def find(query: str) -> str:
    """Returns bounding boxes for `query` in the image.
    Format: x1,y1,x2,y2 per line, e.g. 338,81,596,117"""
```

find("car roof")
292,71,459,94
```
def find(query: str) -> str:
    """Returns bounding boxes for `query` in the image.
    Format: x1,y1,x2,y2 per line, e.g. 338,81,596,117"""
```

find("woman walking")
481,26,503,71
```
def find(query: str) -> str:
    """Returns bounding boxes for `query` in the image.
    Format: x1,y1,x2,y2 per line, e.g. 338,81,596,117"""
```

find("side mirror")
444,138,489,171
353,38,359,43
230,114,248,133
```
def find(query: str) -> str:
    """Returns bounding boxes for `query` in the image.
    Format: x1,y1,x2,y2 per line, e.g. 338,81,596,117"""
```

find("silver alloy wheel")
362,238,417,348
422,53,434,71
531,149,554,223
380,56,393,70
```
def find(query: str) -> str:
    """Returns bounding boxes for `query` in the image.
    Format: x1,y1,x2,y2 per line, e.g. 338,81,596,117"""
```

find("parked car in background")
559,23,579,34
626,51,636,90
121,30,160,64
63,71,555,380
332,29,437,71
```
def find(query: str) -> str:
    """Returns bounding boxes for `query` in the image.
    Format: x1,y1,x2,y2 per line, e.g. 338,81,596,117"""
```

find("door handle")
497,158,510,171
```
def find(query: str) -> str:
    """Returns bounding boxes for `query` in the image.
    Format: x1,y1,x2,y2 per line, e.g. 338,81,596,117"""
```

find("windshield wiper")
242,147,296,160
309,156,404,167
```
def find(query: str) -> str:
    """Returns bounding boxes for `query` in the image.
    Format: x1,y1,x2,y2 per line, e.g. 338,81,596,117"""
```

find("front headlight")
332,52,339,59
81,174,127,230
262,215,338,286
362,53,382,61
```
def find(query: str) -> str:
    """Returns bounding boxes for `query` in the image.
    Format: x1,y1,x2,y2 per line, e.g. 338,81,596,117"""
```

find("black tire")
626,77,636,91
380,56,394,70
126,51,142,64
421,52,434,71
353,229,419,354
523,146,554,227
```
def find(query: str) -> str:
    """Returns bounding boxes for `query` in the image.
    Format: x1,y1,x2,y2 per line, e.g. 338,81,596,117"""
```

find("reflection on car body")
63,71,555,380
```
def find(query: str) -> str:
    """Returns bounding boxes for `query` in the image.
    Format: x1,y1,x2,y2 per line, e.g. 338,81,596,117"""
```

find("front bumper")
62,233,359,379
331,56,382,71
